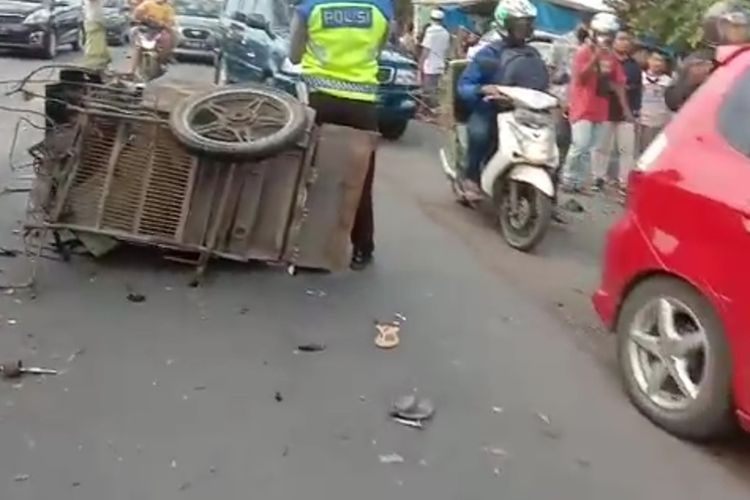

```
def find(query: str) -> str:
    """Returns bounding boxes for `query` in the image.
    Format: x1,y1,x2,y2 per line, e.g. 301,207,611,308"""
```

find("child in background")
639,50,673,151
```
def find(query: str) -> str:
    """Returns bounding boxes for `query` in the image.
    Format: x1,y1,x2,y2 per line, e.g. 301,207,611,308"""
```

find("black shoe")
350,250,373,271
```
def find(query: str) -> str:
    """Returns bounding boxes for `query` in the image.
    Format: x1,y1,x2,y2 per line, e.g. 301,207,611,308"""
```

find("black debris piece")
297,343,326,353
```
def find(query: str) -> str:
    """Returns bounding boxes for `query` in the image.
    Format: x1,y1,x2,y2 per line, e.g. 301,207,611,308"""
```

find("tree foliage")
607,0,750,50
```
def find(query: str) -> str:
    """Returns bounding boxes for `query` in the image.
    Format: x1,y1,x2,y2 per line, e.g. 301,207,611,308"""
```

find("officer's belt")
302,75,378,95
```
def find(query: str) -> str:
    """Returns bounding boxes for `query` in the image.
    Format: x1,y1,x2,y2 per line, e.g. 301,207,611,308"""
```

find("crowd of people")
396,0,749,201
556,14,674,197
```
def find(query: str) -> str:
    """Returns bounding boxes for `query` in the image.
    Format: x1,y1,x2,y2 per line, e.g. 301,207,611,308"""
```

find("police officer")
289,0,391,270
665,0,750,112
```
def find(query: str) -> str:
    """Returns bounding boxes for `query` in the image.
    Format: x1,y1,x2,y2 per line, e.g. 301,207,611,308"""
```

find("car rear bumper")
0,25,47,49
592,207,662,330
174,46,214,59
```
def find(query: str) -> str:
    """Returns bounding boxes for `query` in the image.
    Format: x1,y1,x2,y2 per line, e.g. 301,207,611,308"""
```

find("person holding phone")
560,12,633,194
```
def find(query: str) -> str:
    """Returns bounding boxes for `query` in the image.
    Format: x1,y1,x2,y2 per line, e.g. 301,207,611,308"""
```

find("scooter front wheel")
496,179,552,252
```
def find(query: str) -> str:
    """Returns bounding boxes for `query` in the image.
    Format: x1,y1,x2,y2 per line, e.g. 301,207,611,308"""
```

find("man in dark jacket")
665,1,749,112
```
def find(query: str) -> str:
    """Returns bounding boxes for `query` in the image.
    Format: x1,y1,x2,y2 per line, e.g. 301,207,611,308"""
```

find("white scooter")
440,85,560,252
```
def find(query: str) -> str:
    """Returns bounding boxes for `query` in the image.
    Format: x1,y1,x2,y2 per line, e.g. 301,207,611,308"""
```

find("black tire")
42,30,58,59
214,55,227,85
616,276,735,441
379,118,408,141
169,84,307,158
496,179,552,252
71,26,83,51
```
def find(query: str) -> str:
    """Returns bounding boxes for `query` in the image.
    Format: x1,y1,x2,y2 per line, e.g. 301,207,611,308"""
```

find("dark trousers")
466,110,497,183
309,92,377,254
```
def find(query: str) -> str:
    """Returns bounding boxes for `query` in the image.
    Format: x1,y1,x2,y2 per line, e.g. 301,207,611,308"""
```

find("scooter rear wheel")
496,179,552,252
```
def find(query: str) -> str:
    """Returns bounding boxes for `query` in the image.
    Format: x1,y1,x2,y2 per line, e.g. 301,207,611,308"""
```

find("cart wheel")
169,84,307,158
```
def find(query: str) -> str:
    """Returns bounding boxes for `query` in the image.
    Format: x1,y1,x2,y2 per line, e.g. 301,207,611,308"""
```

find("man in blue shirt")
457,0,549,198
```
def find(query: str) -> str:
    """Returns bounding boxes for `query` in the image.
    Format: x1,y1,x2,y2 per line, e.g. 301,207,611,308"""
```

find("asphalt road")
0,47,749,500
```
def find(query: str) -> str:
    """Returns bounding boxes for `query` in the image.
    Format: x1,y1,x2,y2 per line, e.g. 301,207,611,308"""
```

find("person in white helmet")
420,8,451,110
456,0,549,198
560,12,633,193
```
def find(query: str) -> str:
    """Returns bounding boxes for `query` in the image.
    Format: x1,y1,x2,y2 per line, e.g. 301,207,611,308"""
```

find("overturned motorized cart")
26,69,377,280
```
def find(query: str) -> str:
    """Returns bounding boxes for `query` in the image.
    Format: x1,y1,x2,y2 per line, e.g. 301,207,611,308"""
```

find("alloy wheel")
627,296,708,411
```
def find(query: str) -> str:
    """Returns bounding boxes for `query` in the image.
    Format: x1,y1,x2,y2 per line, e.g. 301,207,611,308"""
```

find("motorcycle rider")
129,0,176,74
665,0,750,112
457,0,549,199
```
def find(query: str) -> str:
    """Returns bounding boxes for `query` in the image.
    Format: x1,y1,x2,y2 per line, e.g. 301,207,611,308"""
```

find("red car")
593,44,750,441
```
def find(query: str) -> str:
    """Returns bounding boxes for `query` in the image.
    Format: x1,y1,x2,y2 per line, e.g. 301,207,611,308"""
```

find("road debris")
492,406,504,414
536,412,551,425
166,359,175,366
561,198,585,213
394,312,407,323
374,321,400,349
179,481,192,491
72,481,81,487
392,417,424,429
66,348,86,363
13,474,30,482
282,445,289,457
0,247,19,257
1,360,58,379
193,385,207,391
378,453,405,464
238,306,250,315
275,391,283,402
171,459,177,469
483,446,508,457
7,319,17,325
390,394,435,429
305,288,327,298
127,292,146,303
296,343,326,353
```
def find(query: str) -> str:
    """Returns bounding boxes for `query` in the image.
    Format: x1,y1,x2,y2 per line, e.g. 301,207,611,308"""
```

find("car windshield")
174,0,221,18
227,0,291,31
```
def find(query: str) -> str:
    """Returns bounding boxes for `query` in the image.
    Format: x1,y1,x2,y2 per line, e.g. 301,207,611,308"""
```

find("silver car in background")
173,0,221,61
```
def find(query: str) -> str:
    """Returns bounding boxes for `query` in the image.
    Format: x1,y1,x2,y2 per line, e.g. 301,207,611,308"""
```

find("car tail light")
635,132,667,172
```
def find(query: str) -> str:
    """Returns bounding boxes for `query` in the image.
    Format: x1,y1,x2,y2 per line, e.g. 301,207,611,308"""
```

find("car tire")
169,84,308,158
214,55,228,85
71,26,83,51
378,118,408,141
616,276,735,441
42,30,58,59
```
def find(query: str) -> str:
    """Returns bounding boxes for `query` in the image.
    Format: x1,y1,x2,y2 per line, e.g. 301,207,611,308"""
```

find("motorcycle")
133,21,167,82
440,69,560,252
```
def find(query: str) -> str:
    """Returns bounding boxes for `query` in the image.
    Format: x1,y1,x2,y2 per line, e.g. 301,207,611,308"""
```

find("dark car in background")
0,0,83,58
213,0,419,140
173,0,221,61
101,0,129,45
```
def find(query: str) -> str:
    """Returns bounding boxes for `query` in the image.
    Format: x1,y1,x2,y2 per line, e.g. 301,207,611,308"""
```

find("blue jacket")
458,41,550,116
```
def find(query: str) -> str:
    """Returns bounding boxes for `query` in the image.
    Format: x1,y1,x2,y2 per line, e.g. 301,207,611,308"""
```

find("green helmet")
494,0,538,38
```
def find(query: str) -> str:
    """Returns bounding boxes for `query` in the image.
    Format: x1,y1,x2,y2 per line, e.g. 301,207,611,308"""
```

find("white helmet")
494,0,538,41
590,12,620,35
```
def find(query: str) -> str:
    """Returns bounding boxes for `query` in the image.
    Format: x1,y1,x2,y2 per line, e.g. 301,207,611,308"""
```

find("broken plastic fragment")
13,474,30,482
297,343,326,353
127,292,146,303
378,453,404,464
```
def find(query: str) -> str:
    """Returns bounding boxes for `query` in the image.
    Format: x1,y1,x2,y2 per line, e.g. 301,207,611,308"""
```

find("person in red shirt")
561,13,633,193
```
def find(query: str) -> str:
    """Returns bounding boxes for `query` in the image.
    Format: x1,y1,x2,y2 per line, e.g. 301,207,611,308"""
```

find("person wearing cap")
289,0,391,270
420,9,451,110
665,0,750,112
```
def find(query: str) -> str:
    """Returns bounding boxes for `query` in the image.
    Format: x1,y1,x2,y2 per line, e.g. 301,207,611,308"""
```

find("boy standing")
639,50,673,151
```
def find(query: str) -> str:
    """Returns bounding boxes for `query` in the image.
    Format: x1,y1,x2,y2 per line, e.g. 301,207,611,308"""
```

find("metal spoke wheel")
170,84,307,157
496,178,551,252
617,277,735,441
